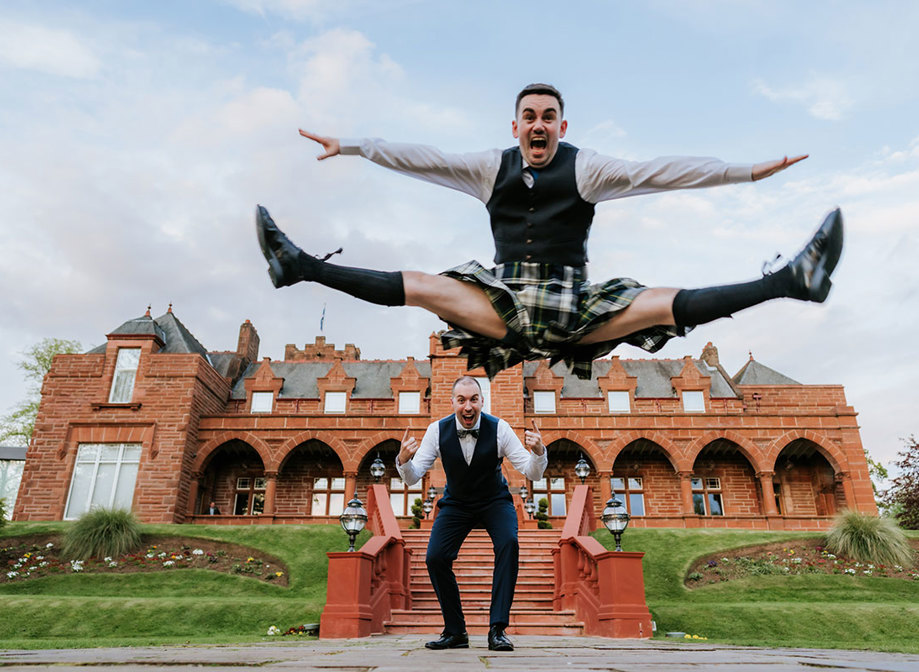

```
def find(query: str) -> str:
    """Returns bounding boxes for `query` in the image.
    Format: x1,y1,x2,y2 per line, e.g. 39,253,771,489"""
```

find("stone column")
598,470,613,506
263,471,278,516
344,470,358,500
186,472,201,517
677,471,695,515
836,471,856,510
757,471,779,516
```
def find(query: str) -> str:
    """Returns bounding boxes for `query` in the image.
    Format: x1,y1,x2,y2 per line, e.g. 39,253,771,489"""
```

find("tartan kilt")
439,260,686,380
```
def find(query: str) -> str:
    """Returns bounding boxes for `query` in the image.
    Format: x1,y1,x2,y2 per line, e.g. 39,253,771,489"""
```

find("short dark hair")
516,83,564,117
452,375,482,395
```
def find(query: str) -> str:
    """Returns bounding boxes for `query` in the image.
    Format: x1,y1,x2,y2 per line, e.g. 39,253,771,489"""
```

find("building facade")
13,309,876,530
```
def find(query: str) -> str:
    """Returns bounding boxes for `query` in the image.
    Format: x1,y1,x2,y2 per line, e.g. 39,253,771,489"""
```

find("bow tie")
457,428,479,439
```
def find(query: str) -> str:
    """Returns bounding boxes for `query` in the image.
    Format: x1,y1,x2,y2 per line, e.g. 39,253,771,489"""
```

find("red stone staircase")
384,527,585,636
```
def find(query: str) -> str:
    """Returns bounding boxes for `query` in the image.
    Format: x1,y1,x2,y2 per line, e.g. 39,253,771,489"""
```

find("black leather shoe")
424,631,469,650
255,205,306,288
487,626,514,652
784,207,844,303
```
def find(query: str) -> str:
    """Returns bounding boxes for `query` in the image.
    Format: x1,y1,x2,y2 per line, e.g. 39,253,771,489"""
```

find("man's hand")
752,155,808,181
299,129,340,160
525,420,545,455
398,428,418,466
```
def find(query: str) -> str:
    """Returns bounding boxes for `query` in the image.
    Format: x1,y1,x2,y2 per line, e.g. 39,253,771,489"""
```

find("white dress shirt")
396,416,548,486
340,138,753,206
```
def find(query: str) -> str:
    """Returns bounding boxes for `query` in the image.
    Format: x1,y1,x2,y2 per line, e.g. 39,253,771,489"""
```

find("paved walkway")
2,636,918,671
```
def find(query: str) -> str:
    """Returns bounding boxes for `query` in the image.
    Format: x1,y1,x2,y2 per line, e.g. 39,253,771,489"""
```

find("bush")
824,511,914,567
0,498,7,528
535,497,552,529
62,508,142,560
410,497,424,529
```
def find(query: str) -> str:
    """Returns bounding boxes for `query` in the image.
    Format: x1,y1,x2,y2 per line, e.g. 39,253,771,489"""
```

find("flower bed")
685,538,919,587
1,534,289,586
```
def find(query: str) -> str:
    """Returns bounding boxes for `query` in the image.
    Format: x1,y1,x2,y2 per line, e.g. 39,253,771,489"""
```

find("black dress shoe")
424,631,469,650
487,626,514,652
255,205,306,288
784,207,844,303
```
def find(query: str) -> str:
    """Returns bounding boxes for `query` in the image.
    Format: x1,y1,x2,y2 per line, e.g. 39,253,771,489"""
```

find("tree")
0,337,82,446
881,435,919,530
864,448,889,504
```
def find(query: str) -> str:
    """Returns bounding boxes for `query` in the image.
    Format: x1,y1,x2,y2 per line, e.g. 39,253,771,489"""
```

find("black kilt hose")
439,261,686,380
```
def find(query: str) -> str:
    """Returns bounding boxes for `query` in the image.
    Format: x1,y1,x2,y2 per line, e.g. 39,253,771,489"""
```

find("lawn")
2,521,918,652
594,527,919,653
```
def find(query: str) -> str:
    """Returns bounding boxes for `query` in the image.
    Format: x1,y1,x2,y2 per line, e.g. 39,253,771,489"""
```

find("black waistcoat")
438,413,511,507
485,142,596,267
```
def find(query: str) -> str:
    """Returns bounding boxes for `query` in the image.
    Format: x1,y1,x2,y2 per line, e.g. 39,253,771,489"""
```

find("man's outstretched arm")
752,154,808,181
298,129,501,203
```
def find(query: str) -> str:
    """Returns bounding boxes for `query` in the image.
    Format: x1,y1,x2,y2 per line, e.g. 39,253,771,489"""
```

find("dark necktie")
457,428,479,439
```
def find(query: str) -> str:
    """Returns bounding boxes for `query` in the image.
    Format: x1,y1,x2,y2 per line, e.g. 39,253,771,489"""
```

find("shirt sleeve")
575,148,754,204
395,422,440,486
339,138,502,203
497,419,548,482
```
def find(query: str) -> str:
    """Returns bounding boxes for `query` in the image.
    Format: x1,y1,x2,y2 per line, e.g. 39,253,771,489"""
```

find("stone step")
409,598,555,610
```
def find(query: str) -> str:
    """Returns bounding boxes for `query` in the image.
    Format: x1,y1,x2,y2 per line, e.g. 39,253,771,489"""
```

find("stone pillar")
837,471,856,510
263,471,278,516
677,471,695,516
599,470,613,507
186,472,201,517
757,471,779,516
344,471,358,500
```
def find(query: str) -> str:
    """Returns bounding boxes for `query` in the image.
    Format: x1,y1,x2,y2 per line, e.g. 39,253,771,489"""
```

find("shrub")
410,497,424,529
0,498,7,529
62,508,142,560
536,497,552,529
824,511,914,567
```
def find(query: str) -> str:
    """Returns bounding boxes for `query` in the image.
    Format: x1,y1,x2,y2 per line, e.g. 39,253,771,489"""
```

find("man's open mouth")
531,137,547,149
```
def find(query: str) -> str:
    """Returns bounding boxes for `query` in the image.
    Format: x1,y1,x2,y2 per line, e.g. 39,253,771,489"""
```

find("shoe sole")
255,205,285,288
425,644,469,650
807,208,843,303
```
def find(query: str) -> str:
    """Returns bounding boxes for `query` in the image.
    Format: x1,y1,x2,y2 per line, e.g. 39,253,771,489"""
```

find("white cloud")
0,18,100,78
752,75,853,121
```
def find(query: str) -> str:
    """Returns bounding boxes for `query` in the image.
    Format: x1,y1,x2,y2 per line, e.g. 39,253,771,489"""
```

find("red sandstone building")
13,308,876,530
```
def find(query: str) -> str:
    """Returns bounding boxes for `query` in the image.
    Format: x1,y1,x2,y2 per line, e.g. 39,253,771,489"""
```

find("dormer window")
250,392,273,413
324,391,347,414
607,390,631,413
108,348,141,403
398,391,421,414
682,390,705,413
533,390,556,414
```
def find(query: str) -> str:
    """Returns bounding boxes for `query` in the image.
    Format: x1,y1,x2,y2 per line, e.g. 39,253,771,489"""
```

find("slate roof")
523,358,738,399
230,360,433,400
733,358,801,386
88,311,211,360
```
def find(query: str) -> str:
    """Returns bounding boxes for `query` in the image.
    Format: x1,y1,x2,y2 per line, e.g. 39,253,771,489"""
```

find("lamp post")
427,485,437,502
524,498,536,519
422,498,433,518
370,455,385,483
339,496,368,552
519,484,529,502
575,456,591,484
601,496,631,551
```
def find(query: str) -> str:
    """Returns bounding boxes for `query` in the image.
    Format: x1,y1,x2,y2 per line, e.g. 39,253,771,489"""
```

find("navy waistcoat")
486,142,596,267
438,413,511,507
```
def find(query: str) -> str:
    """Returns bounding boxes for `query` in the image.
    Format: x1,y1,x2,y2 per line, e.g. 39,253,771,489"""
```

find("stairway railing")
319,483,412,638
553,484,653,638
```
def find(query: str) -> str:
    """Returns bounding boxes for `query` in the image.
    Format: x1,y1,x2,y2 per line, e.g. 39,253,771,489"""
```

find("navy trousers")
425,497,519,635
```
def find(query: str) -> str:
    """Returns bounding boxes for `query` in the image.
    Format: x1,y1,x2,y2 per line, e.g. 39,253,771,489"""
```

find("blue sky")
1,0,917,470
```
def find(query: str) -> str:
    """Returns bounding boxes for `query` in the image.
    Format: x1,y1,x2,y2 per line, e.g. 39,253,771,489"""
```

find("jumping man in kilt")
256,83,842,379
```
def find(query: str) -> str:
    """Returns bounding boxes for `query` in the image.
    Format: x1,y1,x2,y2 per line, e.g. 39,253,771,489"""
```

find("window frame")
611,475,645,516
108,348,141,403
64,443,142,520
398,391,421,414
533,390,556,414
607,390,631,414
250,391,274,414
691,475,724,516
682,390,706,413
311,476,346,516
324,391,347,414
